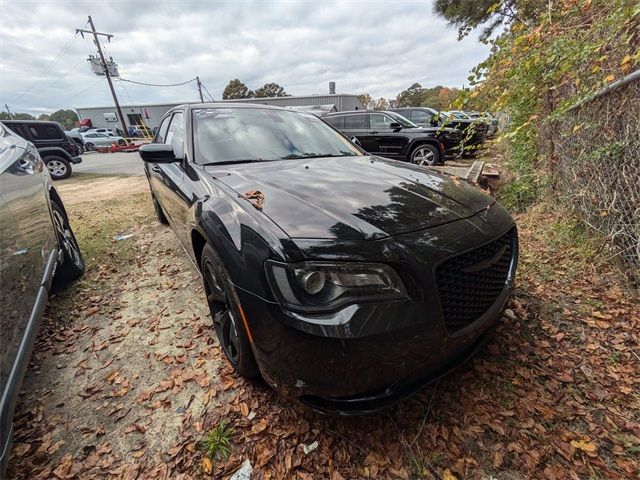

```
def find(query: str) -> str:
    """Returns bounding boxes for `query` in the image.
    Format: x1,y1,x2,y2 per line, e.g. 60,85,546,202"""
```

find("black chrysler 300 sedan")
139,104,518,414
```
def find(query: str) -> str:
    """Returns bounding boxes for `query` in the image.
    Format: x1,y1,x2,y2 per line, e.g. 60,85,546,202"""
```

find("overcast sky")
1,0,490,115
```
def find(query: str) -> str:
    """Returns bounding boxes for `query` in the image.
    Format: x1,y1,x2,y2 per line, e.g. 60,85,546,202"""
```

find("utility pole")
196,76,204,103
4,104,14,119
76,16,127,135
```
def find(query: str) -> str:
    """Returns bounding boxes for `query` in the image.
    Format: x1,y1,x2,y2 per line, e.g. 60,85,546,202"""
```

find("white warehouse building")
75,85,364,132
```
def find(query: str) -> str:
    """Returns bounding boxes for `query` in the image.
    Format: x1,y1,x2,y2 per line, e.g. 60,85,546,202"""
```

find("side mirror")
389,122,402,130
139,143,176,163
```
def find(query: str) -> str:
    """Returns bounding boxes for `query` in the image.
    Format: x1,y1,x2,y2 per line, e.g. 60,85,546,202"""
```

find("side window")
344,114,367,129
324,116,344,129
369,114,394,129
29,124,62,140
164,112,185,158
410,110,432,124
155,115,171,143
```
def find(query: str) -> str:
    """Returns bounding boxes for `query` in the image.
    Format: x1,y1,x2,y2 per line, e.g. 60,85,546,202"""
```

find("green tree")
433,0,542,40
253,82,288,98
48,109,79,129
395,83,426,107
222,79,254,99
0,112,35,120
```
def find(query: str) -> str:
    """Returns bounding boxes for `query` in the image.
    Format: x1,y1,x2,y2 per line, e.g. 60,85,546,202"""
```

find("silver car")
81,132,126,151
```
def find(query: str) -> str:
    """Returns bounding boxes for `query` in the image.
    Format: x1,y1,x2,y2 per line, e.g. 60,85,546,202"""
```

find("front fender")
37,147,71,160
191,193,302,302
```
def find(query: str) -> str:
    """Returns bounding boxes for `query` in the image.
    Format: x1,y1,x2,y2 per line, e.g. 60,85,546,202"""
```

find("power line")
201,83,216,102
61,76,105,105
13,32,79,103
117,77,198,87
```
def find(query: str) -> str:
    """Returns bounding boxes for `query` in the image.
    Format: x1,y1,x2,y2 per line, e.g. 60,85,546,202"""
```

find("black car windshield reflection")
194,107,361,164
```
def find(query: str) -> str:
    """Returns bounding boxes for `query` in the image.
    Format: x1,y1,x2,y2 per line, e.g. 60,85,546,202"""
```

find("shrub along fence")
550,69,640,287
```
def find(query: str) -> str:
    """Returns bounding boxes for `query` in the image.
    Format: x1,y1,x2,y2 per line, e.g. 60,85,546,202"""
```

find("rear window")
28,124,63,140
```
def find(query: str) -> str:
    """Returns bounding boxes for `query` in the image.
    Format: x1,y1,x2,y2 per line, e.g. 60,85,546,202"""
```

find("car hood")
207,156,494,241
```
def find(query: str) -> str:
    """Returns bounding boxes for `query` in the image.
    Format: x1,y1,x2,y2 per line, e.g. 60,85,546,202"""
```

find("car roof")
323,110,387,117
166,102,305,116
0,119,62,126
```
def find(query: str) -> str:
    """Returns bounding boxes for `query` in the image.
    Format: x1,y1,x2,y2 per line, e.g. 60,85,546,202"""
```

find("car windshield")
385,111,419,128
193,107,362,164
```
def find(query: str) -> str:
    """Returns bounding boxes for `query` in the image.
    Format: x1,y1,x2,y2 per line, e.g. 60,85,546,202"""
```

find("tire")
85,142,95,151
409,143,440,166
74,140,85,155
151,193,168,225
44,156,72,180
117,139,126,146
50,201,85,294
200,243,259,378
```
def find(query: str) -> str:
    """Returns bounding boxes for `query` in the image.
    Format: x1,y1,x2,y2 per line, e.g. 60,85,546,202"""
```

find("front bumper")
70,156,82,164
238,208,517,414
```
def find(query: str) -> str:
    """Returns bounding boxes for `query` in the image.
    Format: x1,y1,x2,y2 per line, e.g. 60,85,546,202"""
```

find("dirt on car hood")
208,155,494,241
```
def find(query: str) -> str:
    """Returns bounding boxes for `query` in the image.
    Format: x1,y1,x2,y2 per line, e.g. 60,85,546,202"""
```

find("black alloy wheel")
50,201,85,293
200,244,259,378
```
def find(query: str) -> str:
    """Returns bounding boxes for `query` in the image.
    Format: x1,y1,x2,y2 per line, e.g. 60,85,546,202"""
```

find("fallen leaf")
570,439,597,453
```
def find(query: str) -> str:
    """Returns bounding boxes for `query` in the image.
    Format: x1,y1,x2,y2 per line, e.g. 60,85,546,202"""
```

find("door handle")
151,165,162,173
369,131,378,134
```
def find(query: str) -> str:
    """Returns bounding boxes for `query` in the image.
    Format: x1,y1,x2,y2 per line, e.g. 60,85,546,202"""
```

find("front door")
366,113,407,159
0,136,56,412
147,112,187,242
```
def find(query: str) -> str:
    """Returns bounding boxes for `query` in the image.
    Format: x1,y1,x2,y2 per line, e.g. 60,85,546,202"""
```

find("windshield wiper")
202,159,266,166
282,153,357,160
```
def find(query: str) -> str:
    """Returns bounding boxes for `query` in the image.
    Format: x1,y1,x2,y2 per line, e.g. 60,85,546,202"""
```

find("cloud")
0,0,490,114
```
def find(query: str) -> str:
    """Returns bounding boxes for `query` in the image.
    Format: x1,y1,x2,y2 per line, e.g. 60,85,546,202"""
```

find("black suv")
390,107,487,152
1,120,82,180
323,110,459,165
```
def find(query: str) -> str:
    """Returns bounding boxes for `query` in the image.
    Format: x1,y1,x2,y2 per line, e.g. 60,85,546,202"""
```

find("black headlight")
265,260,407,313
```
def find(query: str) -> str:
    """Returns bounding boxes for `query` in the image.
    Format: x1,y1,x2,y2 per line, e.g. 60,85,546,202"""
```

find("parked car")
0,124,84,476
446,110,471,119
127,125,152,137
139,103,518,414
1,120,83,180
88,127,116,136
390,107,488,153
322,110,450,165
81,132,127,151
65,129,85,155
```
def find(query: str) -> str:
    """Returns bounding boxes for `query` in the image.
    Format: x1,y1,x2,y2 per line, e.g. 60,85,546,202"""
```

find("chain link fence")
550,70,640,286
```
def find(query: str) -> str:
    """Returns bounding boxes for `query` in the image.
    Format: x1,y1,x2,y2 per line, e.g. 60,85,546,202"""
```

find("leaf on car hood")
240,190,264,210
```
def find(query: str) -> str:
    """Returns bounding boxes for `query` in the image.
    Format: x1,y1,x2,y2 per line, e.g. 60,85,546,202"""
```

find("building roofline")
75,93,361,110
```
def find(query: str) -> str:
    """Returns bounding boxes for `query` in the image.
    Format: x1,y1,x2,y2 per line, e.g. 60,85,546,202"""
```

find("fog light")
302,271,326,294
